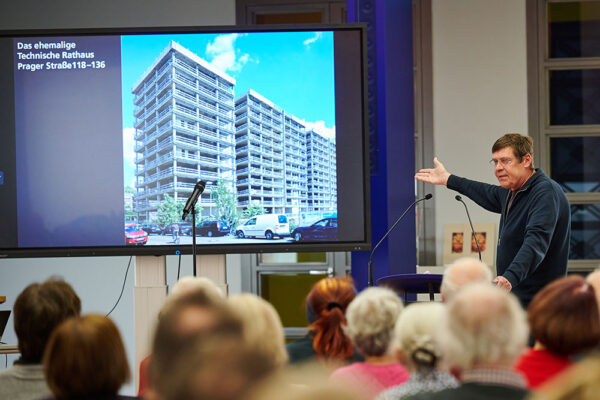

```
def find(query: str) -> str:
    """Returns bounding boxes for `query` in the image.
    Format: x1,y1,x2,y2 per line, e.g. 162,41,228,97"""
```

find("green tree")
157,193,184,227
124,204,137,222
242,204,265,219
213,179,238,228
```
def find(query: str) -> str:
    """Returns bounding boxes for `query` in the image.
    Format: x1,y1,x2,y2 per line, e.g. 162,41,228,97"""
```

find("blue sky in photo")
121,30,335,187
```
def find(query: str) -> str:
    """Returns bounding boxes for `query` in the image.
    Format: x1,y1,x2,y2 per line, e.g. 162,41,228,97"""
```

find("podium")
376,273,442,301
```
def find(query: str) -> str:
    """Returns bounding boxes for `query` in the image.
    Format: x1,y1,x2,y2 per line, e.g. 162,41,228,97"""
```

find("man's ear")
522,153,532,168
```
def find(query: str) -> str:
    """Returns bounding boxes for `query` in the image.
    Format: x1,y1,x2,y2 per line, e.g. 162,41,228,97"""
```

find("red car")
125,223,148,245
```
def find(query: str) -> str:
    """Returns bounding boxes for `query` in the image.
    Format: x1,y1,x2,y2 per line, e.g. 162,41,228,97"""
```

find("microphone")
455,195,482,261
182,180,206,221
368,194,433,287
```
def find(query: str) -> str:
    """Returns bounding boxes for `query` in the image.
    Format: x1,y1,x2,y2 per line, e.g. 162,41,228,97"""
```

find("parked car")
125,223,148,245
291,218,338,242
235,214,290,239
141,224,163,235
193,220,231,237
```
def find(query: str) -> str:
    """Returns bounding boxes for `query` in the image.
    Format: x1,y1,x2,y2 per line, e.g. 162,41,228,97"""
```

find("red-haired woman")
287,277,363,364
515,275,600,389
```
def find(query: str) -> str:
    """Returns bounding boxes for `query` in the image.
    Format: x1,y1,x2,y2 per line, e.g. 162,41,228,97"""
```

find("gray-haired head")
437,283,528,371
344,286,404,357
441,257,492,302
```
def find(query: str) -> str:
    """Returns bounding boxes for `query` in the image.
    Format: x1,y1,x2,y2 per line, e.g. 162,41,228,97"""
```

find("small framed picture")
443,223,496,269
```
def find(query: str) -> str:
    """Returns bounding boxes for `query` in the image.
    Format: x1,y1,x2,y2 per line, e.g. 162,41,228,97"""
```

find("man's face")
491,147,532,191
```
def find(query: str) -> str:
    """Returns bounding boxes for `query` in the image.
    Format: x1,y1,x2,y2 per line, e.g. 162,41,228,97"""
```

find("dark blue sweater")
447,169,570,306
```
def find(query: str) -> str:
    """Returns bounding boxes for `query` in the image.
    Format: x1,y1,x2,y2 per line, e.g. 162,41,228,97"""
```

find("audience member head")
161,330,275,400
149,289,242,397
228,293,288,368
528,275,600,356
170,275,224,300
13,277,81,362
529,354,600,400
439,283,528,371
246,363,369,400
440,257,492,302
43,314,129,399
344,287,403,357
392,302,446,373
306,276,356,360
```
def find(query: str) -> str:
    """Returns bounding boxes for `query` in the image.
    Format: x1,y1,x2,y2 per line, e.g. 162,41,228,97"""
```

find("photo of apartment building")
234,90,336,224
132,41,236,222
234,91,286,214
307,129,337,212
130,40,336,225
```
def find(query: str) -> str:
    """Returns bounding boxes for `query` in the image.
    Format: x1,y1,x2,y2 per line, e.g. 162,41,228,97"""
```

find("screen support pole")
192,205,197,276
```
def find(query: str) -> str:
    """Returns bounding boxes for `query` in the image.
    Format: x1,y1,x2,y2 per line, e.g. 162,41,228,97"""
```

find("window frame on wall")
527,0,600,271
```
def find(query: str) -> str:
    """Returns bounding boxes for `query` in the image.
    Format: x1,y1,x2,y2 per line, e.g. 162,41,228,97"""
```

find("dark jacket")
405,383,528,400
447,169,570,306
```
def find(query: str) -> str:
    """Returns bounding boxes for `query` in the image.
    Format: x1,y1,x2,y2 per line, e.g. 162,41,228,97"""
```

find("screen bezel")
0,23,371,258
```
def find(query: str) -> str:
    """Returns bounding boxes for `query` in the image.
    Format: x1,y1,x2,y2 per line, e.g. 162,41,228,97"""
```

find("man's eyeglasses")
489,157,514,167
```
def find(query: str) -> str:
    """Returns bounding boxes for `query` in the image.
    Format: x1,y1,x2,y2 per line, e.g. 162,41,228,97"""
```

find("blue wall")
349,0,416,289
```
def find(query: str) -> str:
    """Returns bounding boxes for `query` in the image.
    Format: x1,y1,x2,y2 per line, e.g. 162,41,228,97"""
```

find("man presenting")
415,133,570,307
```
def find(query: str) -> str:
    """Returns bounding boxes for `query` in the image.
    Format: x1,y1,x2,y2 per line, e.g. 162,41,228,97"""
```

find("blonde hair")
393,302,445,372
344,287,403,356
228,293,288,368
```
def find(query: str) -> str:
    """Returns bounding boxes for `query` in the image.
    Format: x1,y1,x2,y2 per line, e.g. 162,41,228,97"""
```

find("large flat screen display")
0,24,370,257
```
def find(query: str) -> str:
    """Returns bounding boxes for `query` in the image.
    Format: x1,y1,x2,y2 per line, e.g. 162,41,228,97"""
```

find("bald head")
441,257,492,302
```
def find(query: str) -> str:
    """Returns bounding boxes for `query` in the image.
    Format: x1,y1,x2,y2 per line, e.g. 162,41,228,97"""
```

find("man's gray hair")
437,283,528,370
441,257,492,302
344,287,403,357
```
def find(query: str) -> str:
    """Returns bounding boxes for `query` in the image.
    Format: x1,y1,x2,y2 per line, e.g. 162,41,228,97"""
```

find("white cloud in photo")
123,127,136,168
305,120,336,140
206,34,255,73
303,32,323,48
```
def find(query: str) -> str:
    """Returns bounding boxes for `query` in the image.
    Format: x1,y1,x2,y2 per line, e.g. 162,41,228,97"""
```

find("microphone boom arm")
455,195,482,261
368,194,433,287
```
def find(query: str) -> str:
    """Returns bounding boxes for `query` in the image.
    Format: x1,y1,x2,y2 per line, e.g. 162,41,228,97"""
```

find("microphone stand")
368,194,432,287
191,205,197,276
455,195,482,261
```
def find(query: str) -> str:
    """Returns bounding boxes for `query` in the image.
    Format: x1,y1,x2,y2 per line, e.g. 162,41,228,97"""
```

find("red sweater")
514,348,572,389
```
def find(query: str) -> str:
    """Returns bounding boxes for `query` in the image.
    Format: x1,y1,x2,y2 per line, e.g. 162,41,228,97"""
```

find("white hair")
392,302,445,372
227,293,288,368
344,286,404,356
437,283,528,370
441,257,492,301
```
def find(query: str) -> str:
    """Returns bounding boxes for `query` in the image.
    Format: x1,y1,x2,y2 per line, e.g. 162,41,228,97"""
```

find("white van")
235,214,290,239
